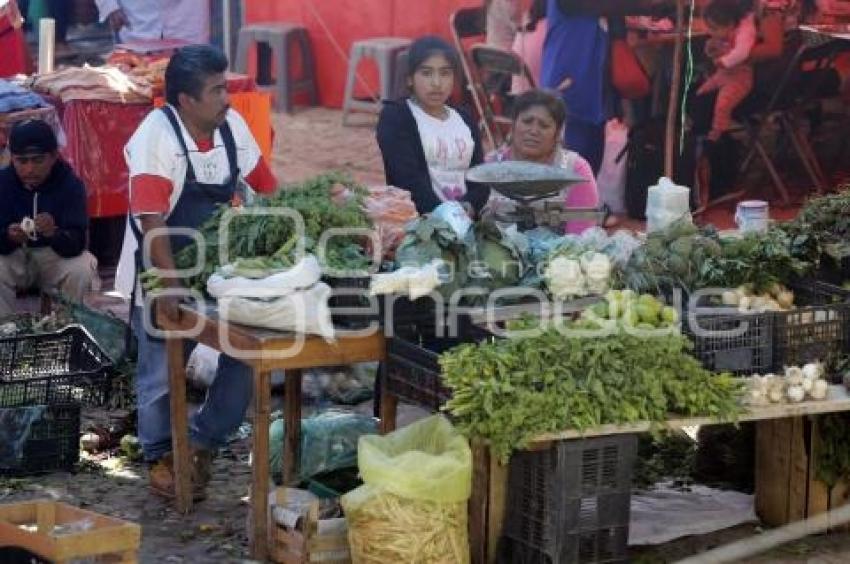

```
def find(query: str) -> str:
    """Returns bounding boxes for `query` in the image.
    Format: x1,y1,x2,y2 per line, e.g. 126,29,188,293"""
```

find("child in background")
696,0,757,141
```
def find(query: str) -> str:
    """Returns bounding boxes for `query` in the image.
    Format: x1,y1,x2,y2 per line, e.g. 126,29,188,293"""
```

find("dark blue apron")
129,106,241,329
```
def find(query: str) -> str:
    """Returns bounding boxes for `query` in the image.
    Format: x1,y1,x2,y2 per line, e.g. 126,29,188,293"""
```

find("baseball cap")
9,119,58,156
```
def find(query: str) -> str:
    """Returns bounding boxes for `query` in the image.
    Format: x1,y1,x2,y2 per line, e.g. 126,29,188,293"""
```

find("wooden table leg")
251,369,272,561
283,368,303,486
167,336,192,514
378,361,397,434
379,392,398,435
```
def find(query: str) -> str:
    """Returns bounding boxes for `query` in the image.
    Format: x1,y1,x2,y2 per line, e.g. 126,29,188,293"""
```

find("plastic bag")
645,177,692,233
186,344,220,388
0,406,46,469
369,260,443,300
269,410,378,483
597,119,628,214
432,201,472,240
318,363,377,405
342,415,472,563
364,185,419,260
207,255,322,298
216,283,334,338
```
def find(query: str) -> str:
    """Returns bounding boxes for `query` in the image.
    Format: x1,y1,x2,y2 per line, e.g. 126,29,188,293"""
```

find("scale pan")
466,161,585,199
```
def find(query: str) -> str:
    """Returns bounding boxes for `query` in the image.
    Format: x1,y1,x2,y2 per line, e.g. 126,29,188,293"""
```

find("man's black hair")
165,45,229,107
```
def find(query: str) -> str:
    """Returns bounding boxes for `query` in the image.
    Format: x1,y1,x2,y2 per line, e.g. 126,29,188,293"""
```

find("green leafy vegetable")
699,227,814,293
440,328,744,462
616,220,722,294
173,172,371,290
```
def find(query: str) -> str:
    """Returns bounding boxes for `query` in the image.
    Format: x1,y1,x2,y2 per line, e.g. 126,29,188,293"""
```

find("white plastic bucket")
735,200,769,233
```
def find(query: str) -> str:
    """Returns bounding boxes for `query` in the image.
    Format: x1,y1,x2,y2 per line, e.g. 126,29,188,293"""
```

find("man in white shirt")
94,0,210,45
115,45,277,500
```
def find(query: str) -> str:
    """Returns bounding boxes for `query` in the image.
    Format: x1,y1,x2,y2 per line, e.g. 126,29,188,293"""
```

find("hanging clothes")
541,0,611,171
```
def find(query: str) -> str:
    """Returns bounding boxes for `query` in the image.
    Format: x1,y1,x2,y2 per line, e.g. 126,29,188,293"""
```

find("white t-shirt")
407,99,474,204
114,106,266,302
94,0,210,45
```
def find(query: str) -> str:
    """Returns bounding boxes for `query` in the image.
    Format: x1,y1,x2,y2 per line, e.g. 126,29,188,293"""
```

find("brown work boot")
148,452,207,501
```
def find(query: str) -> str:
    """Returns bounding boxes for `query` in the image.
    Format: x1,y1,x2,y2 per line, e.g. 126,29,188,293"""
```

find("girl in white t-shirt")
376,36,489,216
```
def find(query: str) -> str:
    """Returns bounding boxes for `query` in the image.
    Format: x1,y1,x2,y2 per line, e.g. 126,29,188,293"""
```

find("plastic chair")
341,37,412,125
234,23,319,113
449,7,497,147
707,30,848,208
469,44,537,142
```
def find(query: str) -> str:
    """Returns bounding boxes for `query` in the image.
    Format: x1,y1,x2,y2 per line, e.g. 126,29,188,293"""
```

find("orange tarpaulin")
244,0,481,108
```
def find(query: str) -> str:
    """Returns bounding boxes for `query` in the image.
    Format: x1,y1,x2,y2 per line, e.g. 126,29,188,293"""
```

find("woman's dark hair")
512,89,567,130
406,36,461,78
526,0,547,32
165,45,229,107
704,0,749,28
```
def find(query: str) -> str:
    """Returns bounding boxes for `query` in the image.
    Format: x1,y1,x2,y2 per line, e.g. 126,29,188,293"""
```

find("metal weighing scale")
466,161,605,231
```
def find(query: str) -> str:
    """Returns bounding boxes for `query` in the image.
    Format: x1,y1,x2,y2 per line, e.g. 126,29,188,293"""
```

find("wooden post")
665,0,686,177
283,369,303,485
487,457,509,564
251,369,273,561
469,440,491,564
166,336,192,514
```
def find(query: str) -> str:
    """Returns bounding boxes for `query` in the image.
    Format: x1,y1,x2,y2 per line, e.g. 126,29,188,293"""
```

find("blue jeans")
131,307,254,462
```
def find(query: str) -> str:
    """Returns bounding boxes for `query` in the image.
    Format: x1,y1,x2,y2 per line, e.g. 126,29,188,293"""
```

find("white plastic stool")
342,37,412,125
234,23,318,113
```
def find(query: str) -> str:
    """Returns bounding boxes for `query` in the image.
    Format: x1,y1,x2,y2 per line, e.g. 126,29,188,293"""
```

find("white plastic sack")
645,177,692,233
207,255,322,299
186,344,220,387
597,119,629,214
369,260,443,300
216,283,335,339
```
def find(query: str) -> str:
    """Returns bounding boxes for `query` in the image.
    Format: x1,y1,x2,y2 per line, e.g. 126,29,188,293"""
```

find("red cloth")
57,74,259,218
244,0,481,108
0,2,29,78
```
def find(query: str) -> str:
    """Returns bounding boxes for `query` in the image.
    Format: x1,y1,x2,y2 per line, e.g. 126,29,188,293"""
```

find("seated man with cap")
0,119,98,317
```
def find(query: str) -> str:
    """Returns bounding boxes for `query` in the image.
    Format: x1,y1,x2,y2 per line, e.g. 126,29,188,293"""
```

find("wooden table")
157,302,385,561
467,386,850,564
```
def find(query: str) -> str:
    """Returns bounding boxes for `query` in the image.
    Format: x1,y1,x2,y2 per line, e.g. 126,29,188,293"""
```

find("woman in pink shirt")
487,89,600,234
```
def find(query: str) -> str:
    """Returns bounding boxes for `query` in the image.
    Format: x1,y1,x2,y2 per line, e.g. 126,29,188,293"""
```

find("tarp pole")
665,0,685,177
223,0,232,61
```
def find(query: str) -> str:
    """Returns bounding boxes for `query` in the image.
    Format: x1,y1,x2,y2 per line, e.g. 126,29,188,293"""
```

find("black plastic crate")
772,280,850,370
684,309,774,376
817,252,850,286
379,294,448,336
500,435,637,564
384,323,493,412
0,403,80,475
385,336,459,412
324,275,379,328
500,528,630,564
0,325,113,407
